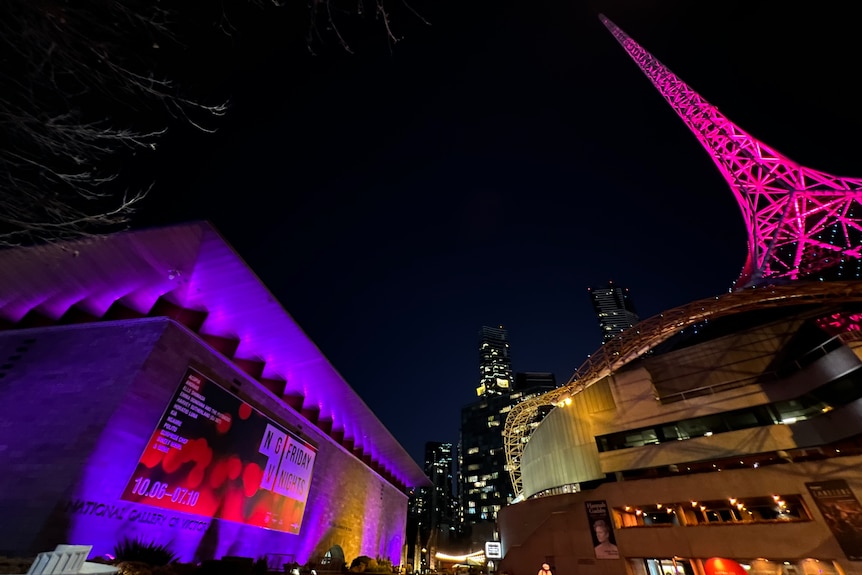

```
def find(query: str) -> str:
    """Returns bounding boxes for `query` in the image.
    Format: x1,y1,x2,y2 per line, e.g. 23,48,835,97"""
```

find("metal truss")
600,15,862,288
503,280,862,498
502,16,862,500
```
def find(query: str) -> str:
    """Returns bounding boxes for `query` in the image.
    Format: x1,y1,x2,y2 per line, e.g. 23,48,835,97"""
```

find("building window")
643,557,694,575
615,494,810,527
597,367,862,453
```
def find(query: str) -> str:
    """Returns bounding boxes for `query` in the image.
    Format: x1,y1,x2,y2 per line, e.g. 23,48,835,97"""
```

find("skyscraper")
588,281,639,343
460,327,556,541
459,394,512,529
425,441,456,533
476,326,514,396
408,442,456,572
424,442,457,569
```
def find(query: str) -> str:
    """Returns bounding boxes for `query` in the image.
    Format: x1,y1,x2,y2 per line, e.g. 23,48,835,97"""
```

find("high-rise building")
514,371,557,391
406,486,425,570
414,442,457,571
476,326,514,396
408,442,456,572
424,442,456,531
459,394,513,530
460,328,556,538
588,281,639,343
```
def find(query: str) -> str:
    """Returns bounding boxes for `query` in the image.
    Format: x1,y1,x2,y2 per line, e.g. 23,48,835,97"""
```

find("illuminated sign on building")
121,368,317,534
485,542,502,560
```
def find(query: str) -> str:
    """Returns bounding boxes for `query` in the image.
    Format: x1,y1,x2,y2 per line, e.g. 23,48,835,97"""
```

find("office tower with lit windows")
425,442,456,531
459,355,556,540
412,442,457,569
459,395,511,530
514,371,557,391
588,281,639,343
477,326,514,396
459,325,514,533
406,486,425,570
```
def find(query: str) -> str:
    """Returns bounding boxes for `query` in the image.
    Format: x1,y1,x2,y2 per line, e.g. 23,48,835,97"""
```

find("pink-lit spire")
600,14,862,287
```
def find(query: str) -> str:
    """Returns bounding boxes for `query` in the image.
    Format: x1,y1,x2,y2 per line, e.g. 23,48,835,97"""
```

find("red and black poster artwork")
121,368,317,534
806,479,862,561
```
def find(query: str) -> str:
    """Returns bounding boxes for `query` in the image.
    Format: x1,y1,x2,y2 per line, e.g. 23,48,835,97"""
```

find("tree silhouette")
0,0,422,244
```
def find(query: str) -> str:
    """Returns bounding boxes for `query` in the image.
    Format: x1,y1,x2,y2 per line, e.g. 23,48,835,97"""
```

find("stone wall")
0,319,406,566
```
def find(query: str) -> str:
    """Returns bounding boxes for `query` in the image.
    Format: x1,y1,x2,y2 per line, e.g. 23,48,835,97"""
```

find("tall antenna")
600,14,862,287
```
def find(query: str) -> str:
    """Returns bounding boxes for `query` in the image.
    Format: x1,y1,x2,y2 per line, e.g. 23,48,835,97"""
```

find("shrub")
113,537,177,566
350,557,373,571
371,558,393,573
253,558,269,575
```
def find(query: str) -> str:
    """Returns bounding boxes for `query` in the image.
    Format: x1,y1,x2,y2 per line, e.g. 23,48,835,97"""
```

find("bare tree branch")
0,0,426,246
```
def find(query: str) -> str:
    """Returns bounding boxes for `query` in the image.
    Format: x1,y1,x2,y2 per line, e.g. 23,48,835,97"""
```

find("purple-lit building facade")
0,222,430,564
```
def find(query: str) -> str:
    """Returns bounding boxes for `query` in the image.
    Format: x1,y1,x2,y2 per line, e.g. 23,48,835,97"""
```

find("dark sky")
133,0,862,466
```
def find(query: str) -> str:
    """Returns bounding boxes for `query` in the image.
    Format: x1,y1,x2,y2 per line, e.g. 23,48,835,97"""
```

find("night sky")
132,0,862,466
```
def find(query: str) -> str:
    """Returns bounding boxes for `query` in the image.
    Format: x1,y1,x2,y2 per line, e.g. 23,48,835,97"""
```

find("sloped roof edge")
0,221,430,488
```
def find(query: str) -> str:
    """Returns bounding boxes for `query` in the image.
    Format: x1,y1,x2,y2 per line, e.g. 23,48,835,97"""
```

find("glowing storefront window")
614,494,810,528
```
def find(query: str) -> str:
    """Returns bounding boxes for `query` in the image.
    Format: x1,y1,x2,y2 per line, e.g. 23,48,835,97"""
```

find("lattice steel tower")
501,16,862,498
600,14,862,288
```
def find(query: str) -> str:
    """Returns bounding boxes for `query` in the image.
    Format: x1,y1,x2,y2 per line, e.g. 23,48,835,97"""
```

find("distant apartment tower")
460,356,556,536
514,371,556,390
427,442,457,568
407,442,455,571
425,441,456,532
588,281,639,343
476,326,514,396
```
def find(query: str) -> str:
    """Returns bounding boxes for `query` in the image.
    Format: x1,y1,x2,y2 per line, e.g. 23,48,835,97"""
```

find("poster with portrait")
806,480,862,561
585,500,619,559
121,368,317,534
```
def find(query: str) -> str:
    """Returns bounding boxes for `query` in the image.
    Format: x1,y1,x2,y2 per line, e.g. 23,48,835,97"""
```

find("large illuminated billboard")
121,368,316,534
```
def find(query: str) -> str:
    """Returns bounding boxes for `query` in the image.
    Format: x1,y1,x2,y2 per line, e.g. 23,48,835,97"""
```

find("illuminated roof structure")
0,221,429,490
504,280,862,497
601,14,862,288
503,16,862,498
